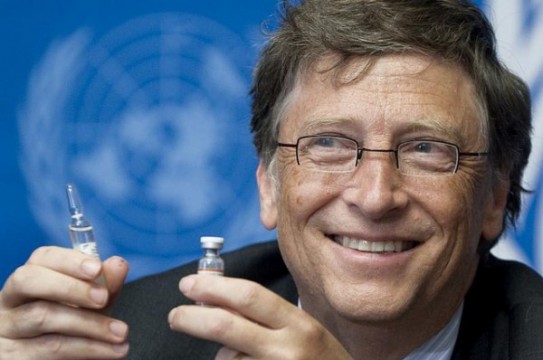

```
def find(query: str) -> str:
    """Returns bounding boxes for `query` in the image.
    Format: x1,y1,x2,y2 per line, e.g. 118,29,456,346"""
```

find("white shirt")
403,303,463,360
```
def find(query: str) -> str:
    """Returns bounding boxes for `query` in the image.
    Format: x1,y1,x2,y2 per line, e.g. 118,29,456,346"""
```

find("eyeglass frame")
276,134,489,175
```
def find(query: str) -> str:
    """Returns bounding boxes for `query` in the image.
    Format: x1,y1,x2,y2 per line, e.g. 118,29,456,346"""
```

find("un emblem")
18,13,267,279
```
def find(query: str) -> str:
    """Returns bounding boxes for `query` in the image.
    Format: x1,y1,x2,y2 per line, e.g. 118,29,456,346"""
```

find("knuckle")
63,279,80,297
28,246,55,264
237,282,261,307
21,301,52,331
8,301,52,337
37,333,63,354
270,318,329,360
55,278,82,301
300,318,326,341
4,266,31,295
0,338,23,359
207,313,234,338
9,266,30,288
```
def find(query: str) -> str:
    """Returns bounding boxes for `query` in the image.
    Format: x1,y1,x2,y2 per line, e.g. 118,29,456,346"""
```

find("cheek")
276,160,343,222
450,171,489,231
274,163,344,275
415,170,486,232
428,173,488,270
274,161,309,244
405,173,486,272
407,175,486,307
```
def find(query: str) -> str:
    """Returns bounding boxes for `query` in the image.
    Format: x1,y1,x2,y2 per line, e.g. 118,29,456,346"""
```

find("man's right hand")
0,246,130,359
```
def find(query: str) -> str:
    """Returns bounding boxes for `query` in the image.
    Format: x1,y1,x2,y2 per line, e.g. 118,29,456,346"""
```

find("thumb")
103,256,129,299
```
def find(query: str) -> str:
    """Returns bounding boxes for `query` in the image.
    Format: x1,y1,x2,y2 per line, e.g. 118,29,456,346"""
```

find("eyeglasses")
276,135,489,176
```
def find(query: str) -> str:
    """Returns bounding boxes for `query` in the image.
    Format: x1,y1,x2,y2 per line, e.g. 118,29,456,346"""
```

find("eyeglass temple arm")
276,142,297,148
458,151,489,157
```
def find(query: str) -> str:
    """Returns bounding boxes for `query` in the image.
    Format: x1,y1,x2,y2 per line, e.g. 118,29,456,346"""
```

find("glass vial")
198,236,224,276
66,183,101,259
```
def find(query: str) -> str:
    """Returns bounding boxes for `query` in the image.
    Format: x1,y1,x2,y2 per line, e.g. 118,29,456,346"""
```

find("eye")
305,135,355,149
304,136,334,147
401,140,451,155
414,142,436,153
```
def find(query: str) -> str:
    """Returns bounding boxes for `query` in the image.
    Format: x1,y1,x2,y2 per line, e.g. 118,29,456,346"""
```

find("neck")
301,296,462,360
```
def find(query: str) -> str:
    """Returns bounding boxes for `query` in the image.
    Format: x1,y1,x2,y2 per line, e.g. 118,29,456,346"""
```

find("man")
1,0,542,359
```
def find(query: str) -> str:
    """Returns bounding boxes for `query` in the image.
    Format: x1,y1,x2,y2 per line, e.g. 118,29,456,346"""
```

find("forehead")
280,54,485,145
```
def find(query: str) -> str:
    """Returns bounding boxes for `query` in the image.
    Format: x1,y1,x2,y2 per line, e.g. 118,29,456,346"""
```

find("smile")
333,235,417,253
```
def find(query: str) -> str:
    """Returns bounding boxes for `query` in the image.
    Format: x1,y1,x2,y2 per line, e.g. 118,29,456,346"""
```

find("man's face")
257,54,508,328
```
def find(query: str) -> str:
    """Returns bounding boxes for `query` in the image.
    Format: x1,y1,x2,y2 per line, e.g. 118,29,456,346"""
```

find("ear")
256,161,278,230
481,176,510,241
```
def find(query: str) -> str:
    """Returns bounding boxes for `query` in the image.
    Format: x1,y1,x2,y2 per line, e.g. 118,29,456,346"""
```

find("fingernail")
168,309,176,328
90,287,108,305
112,343,129,354
81,259,101,277
109,320,128,338
179,276,195,294
114,257,128,268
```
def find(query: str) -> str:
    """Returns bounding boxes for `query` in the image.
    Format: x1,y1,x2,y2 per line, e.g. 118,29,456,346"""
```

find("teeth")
384,242,395,252
336,236,415,253
358,240,371,252
372,242,385,252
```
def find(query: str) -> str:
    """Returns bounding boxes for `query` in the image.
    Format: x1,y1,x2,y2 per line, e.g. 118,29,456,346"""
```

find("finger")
1,264,109,309
0,300,128,343
27,246,104,281
170,301,347,360
179,275,297,329
0,334,129,359
169,304,267,356
102,256,129,297
215,346,253,360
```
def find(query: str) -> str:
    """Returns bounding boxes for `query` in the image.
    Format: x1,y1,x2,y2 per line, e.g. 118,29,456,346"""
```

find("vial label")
76,242,100,258
69,225,93,232
197,269,224,276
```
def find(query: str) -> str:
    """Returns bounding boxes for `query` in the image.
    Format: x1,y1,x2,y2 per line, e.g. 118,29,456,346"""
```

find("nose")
342,150,408,219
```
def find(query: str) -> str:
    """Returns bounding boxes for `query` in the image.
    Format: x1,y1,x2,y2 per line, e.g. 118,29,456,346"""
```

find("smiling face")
257,54,509,331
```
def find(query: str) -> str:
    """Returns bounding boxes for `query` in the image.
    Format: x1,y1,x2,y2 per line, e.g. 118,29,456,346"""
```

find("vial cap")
200,236,224,249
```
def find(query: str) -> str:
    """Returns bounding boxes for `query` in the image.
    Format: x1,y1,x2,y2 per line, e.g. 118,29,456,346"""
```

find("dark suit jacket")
111,241,543,359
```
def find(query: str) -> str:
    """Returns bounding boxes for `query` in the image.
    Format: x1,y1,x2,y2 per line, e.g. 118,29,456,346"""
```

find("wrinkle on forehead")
280,53,488,150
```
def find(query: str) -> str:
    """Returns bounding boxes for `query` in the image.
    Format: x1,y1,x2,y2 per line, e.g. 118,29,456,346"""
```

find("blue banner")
481,0,543,272
1,0,542,283
0,1,277,282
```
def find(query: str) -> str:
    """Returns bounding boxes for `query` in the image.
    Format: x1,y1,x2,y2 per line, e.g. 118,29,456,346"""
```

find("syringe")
66,183,101,259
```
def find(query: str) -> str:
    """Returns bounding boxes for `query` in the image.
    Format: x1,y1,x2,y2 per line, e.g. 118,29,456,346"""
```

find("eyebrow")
401,120,462,143
299,117,357,135
299,117,462,142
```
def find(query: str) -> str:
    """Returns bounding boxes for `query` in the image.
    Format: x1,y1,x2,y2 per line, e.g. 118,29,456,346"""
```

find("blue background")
1,0,542,284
